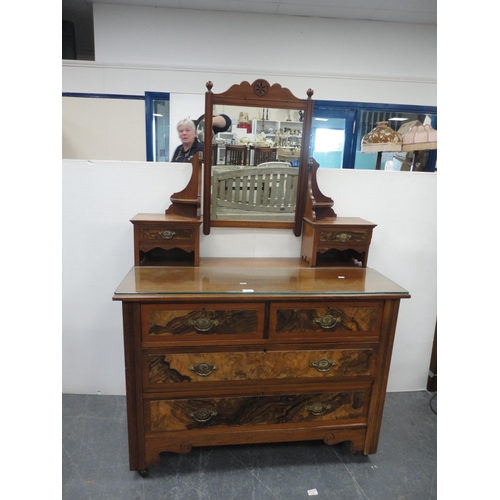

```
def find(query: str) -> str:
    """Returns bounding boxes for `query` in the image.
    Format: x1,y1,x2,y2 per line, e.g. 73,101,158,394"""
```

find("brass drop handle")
336,232,351,242
189,309,219,332
189,362,218,377
310,359,337,372
189,316,219,332
306,402,331,416
189,408,217,423
314,309,341,329
158,230,176,239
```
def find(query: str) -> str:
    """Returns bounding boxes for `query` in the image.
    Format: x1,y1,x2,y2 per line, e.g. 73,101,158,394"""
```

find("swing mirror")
202,79,314,236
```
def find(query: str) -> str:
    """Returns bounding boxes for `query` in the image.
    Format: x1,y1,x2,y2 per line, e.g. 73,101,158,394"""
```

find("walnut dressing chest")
113,259,409,477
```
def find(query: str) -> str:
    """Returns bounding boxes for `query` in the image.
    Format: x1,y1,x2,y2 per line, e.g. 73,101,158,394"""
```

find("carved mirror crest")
202,79,314,236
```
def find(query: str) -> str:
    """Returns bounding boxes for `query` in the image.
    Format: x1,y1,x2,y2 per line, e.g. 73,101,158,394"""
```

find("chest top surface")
113,258,409,300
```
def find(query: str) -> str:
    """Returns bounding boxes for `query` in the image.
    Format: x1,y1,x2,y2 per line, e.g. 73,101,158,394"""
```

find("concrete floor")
62,390,437,500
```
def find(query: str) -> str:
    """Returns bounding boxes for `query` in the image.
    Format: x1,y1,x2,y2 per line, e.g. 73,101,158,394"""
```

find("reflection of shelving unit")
214,130,235,164
252,119,279,140
280,120,302,135
251,119,303,143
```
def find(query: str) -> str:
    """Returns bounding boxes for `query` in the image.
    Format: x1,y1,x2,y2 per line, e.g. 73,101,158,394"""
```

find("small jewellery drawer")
141,303,265,344
144,348,374,388
139,226,194,244
319,230,368,245
269,301,383,341
146,390,369,432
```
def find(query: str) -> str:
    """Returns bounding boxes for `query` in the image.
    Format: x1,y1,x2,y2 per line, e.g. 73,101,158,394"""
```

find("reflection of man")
171,119,203,163
171,115,231,163
213,114,231,134
196,114,231,142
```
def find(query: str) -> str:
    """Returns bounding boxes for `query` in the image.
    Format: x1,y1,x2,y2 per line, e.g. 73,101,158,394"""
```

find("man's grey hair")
177,118,196,132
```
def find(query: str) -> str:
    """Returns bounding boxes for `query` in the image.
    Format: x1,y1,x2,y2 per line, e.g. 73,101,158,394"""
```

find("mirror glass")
209,105,305,224
202,79,314,236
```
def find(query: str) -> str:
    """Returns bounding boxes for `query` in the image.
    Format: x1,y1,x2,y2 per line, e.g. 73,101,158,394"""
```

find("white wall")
62,6,436,107
92,5,436,104
62,160,436,395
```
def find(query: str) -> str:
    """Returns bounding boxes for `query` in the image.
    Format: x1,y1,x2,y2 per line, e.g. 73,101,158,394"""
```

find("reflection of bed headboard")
211,166,299,220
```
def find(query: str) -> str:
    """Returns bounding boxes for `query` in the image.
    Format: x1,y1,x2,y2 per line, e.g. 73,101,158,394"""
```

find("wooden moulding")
208,79,310,106
144,426,368,465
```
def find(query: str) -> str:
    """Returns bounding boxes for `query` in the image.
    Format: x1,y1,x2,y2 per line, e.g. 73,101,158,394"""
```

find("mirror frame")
203,79,314,237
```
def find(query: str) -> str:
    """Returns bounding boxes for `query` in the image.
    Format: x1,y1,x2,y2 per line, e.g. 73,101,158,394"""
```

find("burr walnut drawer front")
146,390,369,432
318,229,370,246
144,348,375,389
139,226,195,245
269,301,383,341
141,303,265,345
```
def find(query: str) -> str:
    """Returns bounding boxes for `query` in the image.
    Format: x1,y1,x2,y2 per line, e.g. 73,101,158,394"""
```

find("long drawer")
269,301,383,341
144,347,375,389
145,389,369,432
142,303,266,345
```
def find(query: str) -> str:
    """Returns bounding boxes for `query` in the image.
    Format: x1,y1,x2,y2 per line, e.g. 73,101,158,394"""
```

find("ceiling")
62,0,437,60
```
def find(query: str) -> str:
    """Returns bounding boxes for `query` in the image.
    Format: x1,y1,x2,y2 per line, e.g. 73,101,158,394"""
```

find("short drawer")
319,229,369,245
269,301,383,341
139,226,194,244
144,348,374,388
142,303,265,345
146,390,369,432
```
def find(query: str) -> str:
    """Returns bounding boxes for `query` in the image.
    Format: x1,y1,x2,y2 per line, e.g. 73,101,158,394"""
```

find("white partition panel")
62,160,436,395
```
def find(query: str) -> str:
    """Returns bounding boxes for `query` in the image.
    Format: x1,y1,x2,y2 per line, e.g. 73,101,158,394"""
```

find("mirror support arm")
293,94,314,236
203,82,214,235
